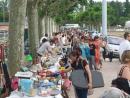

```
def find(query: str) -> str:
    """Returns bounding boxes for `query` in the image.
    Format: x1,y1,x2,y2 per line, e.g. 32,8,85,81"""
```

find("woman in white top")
119,32,130,60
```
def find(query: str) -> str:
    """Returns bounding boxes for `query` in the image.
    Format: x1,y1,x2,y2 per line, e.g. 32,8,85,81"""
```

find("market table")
7,50,66,98
6,92,63,98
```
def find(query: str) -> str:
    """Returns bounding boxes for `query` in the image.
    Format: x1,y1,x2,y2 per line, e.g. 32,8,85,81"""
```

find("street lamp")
102,0,107,38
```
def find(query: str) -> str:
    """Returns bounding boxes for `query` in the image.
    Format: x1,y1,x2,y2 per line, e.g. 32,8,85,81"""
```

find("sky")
94,0,126,2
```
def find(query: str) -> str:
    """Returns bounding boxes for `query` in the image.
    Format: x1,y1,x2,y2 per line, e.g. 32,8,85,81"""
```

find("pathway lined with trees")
4,0,130,76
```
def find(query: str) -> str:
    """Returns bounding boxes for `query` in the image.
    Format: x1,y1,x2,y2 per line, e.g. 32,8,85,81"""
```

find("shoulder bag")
91,70,104,88
70,60,88,89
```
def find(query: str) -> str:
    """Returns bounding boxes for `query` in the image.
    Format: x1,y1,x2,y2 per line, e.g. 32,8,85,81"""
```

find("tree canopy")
1,0,130,26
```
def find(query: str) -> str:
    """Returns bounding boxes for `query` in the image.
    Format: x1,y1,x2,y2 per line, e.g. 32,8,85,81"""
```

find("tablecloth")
6,93,63,98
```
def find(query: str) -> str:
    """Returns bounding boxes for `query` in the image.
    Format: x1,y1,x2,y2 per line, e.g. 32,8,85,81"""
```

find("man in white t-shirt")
37,38,52,56
119,32,130,59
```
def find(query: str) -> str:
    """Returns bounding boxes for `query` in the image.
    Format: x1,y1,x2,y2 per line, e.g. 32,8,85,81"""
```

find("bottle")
29,82,36,97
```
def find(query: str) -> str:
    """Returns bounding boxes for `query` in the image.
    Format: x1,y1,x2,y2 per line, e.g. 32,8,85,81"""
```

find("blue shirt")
79,43,90,59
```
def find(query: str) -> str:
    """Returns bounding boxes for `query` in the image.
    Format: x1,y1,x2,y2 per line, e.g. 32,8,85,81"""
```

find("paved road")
88,59,121,98
68,58,122,98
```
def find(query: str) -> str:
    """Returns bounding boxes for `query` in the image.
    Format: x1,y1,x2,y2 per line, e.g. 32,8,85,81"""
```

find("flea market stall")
7,47,69,98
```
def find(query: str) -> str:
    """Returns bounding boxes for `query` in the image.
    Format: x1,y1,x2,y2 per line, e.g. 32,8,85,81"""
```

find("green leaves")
37,0,89,25
36,0,130,27
74,3,101,26
107,1,130,26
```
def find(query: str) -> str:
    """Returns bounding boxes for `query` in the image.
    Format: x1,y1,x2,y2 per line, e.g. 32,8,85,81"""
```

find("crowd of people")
36,29,103,98
36,29,130,98
37,29,106,70
1,27,130,98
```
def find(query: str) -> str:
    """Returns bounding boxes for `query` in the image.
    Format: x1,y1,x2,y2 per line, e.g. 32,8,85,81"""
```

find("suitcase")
91,70,104,88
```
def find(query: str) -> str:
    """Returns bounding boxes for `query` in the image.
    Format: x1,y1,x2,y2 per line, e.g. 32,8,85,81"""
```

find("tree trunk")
42,17,45,36
38,17,43,39
52,19,54,33
56,24,59,32
47,17,50,38
8,0,27,76
49,18,52,38
53,21,56,32
45,15,48,36
27,0,39,60
49,17,53,38
99,23,101,32
50,18,54,37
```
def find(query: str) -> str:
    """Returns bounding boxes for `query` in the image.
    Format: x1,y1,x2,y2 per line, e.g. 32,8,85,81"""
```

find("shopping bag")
70,60,88,89
63,78,72,90
70,69,88,88
91,70,104,88
11,77,19,90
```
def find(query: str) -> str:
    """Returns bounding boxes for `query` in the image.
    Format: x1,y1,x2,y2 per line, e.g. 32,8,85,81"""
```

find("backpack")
63,78,72,90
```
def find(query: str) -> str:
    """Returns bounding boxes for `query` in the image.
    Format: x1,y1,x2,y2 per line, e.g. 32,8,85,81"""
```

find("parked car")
106,36,124,58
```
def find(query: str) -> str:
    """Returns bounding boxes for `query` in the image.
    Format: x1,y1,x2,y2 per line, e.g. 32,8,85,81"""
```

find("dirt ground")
108,31,124,37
